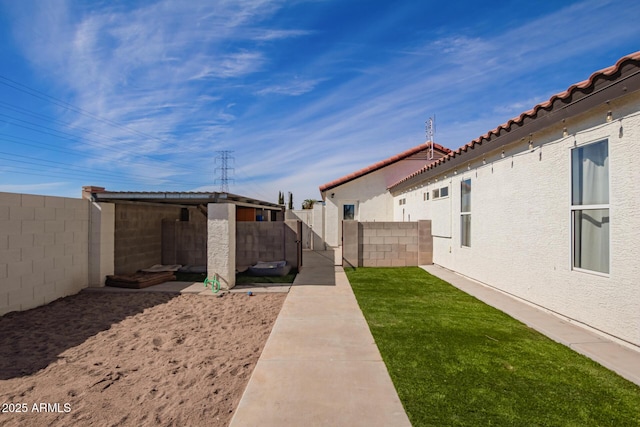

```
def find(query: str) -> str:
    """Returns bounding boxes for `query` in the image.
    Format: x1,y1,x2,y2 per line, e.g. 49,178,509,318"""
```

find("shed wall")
161,209,207,266
236,220,300,268
114,204,182,274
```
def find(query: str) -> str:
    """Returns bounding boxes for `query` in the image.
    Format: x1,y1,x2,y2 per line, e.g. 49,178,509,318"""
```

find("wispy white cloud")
2,0,309,188
0,181,69,194
189,51,265,80
222,0,640,201
256,77,327,96
491,97,549,118
251,29,314,41
1,0,639,203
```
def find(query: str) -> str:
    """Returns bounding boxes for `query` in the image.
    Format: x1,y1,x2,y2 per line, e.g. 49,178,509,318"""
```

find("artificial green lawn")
346,267,640,427
175,270,297,284
236,269,297,284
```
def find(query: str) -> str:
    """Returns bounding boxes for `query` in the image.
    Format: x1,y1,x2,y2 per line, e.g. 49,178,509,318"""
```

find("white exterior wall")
288,204,325,250
324,158,427,247
325,190,391,247
394,187,429,222
312,203,325,250
394,92,640,348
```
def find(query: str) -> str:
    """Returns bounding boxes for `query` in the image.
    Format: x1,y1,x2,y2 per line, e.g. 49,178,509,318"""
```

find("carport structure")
83,186,290,289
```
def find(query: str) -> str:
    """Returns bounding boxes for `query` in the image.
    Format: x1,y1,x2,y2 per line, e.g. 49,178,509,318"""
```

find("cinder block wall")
0,192,89,315
236,221,299,268
114,204,182,274
360,222,418,267
342,220,432,267
161,209,207,266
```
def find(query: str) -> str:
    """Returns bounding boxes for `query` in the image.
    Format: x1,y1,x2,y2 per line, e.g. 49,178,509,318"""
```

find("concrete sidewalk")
229,250,411,427
421,264,640,387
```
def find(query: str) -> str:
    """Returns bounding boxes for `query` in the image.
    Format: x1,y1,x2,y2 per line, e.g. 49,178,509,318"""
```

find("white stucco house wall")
319,143,450,247
388,52,640,349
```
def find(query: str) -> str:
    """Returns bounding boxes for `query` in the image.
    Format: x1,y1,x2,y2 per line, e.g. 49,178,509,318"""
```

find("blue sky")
0,0,638,206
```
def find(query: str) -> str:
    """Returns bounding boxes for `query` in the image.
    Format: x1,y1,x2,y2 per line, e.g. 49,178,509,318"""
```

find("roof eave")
319,143,452,194
92,191,284,210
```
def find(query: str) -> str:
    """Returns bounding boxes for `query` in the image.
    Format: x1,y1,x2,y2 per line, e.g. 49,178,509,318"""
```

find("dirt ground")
0,291,285,427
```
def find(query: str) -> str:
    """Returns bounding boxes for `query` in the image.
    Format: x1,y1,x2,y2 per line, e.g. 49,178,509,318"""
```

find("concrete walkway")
229,250,411,427
421,264,640,387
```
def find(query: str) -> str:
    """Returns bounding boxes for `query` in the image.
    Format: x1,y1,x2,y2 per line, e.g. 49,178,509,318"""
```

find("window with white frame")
343,204,355,220
432,185,449,199
571,139,609,274
460,179,471,247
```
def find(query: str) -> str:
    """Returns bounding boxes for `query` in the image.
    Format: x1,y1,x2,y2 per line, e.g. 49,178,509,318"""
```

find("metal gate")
287,210,313,249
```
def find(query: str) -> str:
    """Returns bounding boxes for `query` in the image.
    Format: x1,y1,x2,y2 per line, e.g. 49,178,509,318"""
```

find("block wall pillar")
208,203,236,289
342,220,359,268
88,202,115,287
312,203,325,250
418,220,433,265
284,220,301,270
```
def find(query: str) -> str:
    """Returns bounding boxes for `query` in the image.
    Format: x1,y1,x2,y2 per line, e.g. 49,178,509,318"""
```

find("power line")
0,151,200,186
0,113,220,183
0,77,214,176
0,113,184,169
0,75,171,145
0,75,277,198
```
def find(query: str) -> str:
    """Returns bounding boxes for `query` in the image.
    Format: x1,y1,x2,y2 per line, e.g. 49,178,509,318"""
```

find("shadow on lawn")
0,292,177,380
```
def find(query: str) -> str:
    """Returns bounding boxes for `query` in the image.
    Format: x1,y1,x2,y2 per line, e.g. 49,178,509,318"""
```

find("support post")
342,220,359,268
88,202,115,287
208,203,236,289
418,220,433,265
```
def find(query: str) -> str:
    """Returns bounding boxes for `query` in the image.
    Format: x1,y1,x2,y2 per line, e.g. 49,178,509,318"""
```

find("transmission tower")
215,150,235,193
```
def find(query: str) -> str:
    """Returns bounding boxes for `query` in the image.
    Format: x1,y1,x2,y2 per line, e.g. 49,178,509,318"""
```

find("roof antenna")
425,115,435,161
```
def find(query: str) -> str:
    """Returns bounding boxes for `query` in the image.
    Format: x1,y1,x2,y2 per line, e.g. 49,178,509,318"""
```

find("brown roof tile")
389,51,640,190
319,142,451,193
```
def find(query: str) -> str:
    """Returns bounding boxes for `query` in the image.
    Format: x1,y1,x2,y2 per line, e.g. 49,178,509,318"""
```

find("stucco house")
317,51,640,349
387,51,639,349
319,142,450,246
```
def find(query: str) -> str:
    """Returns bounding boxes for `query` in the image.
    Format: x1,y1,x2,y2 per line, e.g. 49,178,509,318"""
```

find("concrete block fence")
236,222,288,267
209,202,300,290
342,220,433,268
1,191,296,314
161,216,207,267
0,192,91,315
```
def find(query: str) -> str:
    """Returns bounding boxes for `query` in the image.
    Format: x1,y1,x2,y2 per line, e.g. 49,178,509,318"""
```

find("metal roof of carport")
87,189,284,211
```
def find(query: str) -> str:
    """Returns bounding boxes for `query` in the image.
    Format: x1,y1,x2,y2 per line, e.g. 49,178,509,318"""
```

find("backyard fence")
0,192,92,315
342,220,432,268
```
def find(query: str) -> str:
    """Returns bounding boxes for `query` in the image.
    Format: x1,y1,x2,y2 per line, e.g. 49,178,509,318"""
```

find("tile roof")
319,142,451,193
389,51,640,190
